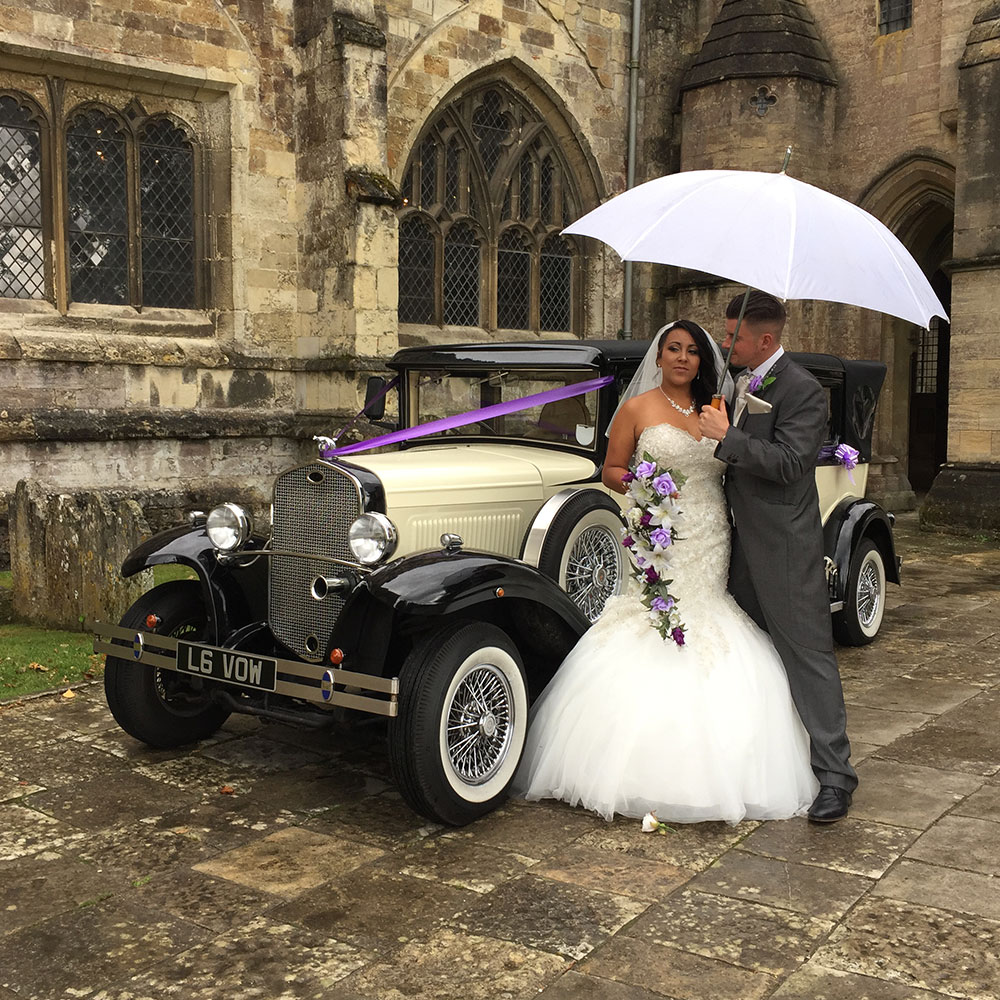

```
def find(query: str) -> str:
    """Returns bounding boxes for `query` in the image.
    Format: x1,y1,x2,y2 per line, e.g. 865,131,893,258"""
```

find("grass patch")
0,564,197,701
0,624,102,699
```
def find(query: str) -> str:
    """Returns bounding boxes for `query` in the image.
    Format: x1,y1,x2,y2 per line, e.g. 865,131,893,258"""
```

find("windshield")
408,369,600,450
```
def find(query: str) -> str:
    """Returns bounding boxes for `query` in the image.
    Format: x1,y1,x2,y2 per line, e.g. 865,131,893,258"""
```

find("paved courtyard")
1,513,999,1000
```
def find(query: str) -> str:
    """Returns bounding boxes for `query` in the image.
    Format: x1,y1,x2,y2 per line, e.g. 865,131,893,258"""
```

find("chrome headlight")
348,512,398,565
206,503,251,552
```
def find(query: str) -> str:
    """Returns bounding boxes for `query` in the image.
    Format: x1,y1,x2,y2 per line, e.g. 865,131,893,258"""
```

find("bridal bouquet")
620,453,687,646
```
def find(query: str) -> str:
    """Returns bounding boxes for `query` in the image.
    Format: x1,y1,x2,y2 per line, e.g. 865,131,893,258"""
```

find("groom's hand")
699,400,730,441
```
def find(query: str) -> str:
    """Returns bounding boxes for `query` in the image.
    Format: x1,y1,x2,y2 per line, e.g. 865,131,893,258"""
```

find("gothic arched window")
398,84,582,334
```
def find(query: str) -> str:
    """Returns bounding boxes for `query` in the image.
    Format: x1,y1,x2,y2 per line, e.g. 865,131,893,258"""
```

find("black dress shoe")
808,785,852,823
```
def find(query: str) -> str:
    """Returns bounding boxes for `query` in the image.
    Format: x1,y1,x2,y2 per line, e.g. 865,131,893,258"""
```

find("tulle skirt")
513,591,819,824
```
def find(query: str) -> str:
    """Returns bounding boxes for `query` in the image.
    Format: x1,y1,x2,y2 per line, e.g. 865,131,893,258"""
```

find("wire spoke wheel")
857,558,882,629
388,621,529,826
564,523,621,622
537,492,627,624
445,663,514,785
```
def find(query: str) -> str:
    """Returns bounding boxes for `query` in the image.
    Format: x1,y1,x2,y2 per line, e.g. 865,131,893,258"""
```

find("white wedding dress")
514,423,819,824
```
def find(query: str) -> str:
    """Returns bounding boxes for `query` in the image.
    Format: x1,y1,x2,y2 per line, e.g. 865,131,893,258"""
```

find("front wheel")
832,538,886,646
104,580,230,747
387,621,529,826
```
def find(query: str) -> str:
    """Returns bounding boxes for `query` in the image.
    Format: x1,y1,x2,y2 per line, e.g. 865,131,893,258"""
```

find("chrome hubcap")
445,664,514,785
858,559,882,628
565,525,621,623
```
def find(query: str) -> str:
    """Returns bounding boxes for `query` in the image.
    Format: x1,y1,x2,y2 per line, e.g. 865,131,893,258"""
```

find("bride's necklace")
659,385,695,416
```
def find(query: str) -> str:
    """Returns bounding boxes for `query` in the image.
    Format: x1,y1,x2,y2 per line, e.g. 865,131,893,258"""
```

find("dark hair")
725,290,786,329
657,320,719,410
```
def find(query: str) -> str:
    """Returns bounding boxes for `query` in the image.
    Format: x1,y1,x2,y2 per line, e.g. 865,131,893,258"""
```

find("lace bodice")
596,423,731,642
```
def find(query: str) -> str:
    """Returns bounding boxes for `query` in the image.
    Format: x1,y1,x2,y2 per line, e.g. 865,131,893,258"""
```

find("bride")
514,320,819,824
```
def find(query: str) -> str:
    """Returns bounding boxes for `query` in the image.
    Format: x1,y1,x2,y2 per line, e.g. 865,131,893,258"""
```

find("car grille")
269,461,363,662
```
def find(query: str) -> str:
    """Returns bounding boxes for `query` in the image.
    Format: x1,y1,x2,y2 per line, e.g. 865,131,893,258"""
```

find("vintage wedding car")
93,339,899,825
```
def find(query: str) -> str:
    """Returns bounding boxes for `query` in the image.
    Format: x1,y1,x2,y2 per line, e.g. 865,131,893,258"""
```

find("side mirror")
363,376,387,420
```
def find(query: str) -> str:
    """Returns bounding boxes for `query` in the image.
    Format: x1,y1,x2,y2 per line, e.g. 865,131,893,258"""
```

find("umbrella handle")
710,395,725,411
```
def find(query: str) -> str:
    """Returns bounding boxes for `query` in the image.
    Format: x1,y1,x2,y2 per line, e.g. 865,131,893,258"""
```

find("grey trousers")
729,531,858,794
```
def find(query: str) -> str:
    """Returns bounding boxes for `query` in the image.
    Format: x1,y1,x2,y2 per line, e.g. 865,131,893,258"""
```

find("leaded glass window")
67,109,128,304
0,95,43,299
879,0,912,34
139,119,195,308
540,236,571,332
398,215,435,323
443,223,480,326
397,83,580,334
497,229,530,330
0,89,205,310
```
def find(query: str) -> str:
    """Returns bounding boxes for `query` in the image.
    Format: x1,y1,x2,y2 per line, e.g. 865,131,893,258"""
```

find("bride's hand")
699,400,730,442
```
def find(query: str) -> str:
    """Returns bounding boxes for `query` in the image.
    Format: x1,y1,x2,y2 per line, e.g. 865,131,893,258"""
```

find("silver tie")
732,371,752,425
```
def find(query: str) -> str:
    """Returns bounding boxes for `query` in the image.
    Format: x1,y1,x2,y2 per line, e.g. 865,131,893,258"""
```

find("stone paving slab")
0,513,997,999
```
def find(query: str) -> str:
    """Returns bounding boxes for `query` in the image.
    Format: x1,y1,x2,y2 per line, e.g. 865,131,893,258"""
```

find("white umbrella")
564,167,948,330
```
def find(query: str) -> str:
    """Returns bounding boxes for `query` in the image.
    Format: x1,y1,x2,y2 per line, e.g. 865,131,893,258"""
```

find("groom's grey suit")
715,353,857,793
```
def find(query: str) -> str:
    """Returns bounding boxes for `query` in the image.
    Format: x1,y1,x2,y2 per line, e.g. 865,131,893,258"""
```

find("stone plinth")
920,463,1000,541
10,481,153,630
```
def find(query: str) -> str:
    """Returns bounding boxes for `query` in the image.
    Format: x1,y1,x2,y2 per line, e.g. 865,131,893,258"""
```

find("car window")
410,369,599,449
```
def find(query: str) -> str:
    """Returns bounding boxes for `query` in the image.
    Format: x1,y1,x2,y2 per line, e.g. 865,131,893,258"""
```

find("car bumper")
90,620,399,717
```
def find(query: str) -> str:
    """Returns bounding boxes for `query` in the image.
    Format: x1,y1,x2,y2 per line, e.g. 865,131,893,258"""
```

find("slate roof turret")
681,0,836,91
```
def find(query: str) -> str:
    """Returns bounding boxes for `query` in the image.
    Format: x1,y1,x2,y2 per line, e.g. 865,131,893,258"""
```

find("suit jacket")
716,353,833,652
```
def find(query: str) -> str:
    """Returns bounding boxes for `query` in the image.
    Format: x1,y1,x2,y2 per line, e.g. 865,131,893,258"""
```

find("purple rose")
621,471,636,484
622,535,635,549
652,473,676,497
649,527,671,549
651,596,669,612
671,627,685,646
639,511,652,526
747,373,763,394
644,567,659,584
636,460,656,479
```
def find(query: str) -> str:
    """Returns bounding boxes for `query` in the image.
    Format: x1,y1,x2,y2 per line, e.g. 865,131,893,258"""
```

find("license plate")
176,641,278,692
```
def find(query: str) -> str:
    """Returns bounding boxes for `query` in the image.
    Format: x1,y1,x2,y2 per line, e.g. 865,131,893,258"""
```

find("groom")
698,291,858,822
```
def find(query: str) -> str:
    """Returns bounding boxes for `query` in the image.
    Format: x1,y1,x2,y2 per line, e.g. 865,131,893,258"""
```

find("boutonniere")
747,372,776,394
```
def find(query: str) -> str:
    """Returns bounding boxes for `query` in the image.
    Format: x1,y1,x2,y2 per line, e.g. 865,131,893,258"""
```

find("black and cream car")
93,340,898,825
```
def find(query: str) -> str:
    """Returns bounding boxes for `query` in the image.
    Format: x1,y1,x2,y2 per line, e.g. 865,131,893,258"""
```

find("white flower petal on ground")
641,811,660,833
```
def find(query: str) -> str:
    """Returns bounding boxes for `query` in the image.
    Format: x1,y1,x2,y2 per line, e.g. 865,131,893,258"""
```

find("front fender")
823,499,901,602
325,549,590,680
120,525,267,643
364,549,590,625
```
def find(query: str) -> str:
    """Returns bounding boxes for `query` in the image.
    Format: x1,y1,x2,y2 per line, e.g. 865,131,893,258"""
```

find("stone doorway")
907,270,951,492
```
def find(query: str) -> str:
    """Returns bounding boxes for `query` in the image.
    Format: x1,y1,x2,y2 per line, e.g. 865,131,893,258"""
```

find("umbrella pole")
711,285,752,408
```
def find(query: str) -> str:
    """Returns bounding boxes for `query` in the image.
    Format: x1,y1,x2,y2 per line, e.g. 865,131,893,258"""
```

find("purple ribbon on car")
819,442,861,483
321,375,614,458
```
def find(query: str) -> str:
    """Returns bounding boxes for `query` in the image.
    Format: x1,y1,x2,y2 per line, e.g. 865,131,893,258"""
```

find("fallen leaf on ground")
62,689,76,699
219,785,235,795
28,662,48,672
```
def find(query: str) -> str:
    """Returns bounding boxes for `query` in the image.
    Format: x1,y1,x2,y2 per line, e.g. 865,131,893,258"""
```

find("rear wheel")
104,580,230,747
388,621,528,826
537,491,626,623
832,538,886,646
